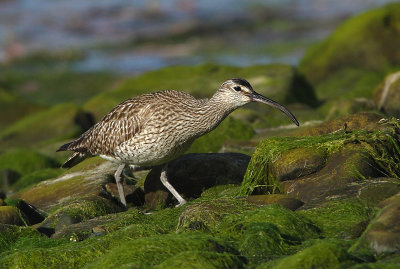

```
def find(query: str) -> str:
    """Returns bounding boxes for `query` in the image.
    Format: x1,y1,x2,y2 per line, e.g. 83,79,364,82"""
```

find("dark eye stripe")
234,86,241,92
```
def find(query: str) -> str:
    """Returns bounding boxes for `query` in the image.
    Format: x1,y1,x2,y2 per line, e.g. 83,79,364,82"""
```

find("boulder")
14,158,115,211
144,153,250,209
351,192,400,257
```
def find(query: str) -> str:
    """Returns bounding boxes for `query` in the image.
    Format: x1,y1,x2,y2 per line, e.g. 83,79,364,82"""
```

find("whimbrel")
57,78,299,207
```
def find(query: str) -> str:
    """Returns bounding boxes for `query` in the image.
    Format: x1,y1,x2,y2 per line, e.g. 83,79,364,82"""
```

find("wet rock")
299,177,400,209
0,206,26,226
351,192,400,256
374,71,400,117
144,153,250,209
282,144,381,204
14,158,114,211
245,194,304,211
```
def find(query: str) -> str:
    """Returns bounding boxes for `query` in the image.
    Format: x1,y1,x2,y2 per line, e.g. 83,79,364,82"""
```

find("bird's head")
218,78,299,126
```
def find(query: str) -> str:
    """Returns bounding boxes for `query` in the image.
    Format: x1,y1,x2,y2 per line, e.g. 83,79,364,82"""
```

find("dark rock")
245,194,304,211
144,153,250,209
282,144,381,204
351,192,400,256
5,199,45,225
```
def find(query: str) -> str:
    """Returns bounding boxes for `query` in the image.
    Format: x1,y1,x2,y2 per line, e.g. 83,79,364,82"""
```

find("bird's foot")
175,199,187,207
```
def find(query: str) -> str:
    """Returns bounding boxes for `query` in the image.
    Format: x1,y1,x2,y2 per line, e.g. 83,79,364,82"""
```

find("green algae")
239,222,289,264
157,251,245,269
84,233,234,269
219,204,320,243
0,149,59,175
297,199,374,238
41,196,122,230
259,240,350,269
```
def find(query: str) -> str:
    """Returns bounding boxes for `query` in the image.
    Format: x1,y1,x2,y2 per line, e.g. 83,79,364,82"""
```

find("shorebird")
57,78,299,207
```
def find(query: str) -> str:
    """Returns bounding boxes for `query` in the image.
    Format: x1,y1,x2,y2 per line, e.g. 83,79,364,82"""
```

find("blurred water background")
1,0,398,75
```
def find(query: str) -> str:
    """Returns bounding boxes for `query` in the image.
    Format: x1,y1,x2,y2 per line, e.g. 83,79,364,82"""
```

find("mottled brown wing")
64,95,156,156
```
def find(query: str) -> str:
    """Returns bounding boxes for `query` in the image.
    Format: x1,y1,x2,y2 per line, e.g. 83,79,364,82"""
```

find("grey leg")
160,164,186,207
114,164,127,206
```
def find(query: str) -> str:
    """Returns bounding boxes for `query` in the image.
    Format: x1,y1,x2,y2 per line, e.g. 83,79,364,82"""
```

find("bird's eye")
233,86,241,92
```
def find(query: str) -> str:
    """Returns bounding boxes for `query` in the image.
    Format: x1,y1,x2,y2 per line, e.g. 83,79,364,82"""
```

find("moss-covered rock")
14,158,112,211
239,222,289,264
0,206,27,226
39,196,123,236
157,250,245,269
84,64,317,121
240,117,400,202
84,233,234,268
299,3,400,92
260,241,351,269
0,149,59,176
219,204,320,243
0,88,44,130
0,103,85,149
11,168,63,192
297,199,373,239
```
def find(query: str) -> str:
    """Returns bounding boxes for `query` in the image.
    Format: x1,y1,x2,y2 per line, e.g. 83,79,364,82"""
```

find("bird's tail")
61,152,87,168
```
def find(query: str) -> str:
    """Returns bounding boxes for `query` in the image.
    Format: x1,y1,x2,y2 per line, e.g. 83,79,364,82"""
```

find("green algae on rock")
0,149,59,176
156,250,245,269
240,118,400,196
297,199,374,239
11,168,63,192
84,63,317,121
0,103,84,149
299,3,400,89
259,240,351,269
84,233,235,268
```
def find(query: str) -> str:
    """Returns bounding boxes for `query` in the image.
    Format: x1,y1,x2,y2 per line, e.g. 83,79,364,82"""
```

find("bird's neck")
194,92,237,136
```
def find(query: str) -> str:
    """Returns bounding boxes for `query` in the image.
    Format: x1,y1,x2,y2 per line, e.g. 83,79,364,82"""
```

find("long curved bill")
251,92,299,126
